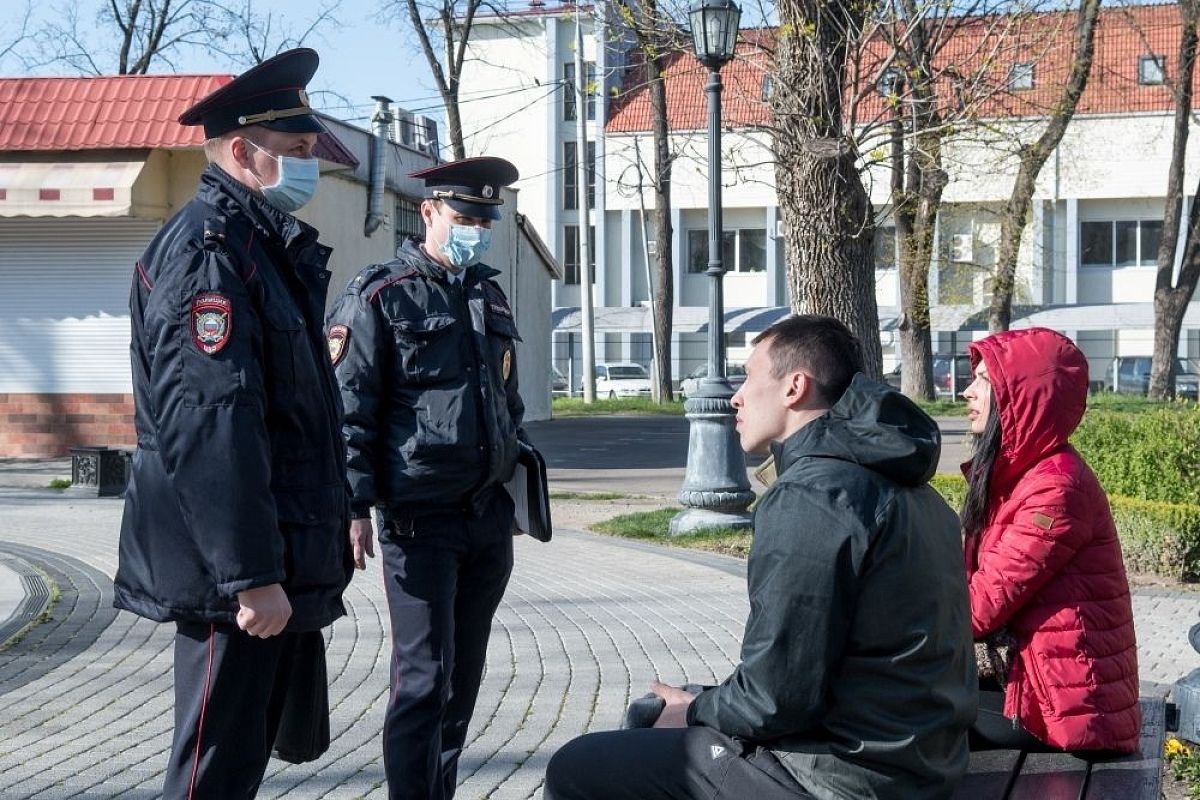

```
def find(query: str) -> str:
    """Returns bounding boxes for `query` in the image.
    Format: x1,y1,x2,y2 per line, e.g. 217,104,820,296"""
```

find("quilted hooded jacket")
963,327,1140,753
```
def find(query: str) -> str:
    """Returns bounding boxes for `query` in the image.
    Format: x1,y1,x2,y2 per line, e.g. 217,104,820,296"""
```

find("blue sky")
0,0,444,129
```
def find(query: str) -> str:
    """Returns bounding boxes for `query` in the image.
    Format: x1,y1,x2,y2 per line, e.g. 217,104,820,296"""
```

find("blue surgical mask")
439,224,491,268
247,140,320,213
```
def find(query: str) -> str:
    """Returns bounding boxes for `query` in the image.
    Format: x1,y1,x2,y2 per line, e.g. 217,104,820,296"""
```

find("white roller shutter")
0,218,161,393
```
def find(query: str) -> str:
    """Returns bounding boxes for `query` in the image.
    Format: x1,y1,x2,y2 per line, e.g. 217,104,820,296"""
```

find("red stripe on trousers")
187,624,216,799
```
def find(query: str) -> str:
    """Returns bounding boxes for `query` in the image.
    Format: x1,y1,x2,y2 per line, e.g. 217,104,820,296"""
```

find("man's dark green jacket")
688,374,975,800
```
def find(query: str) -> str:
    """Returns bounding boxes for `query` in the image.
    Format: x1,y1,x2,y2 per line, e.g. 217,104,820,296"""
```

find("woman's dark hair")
961,389,1002,539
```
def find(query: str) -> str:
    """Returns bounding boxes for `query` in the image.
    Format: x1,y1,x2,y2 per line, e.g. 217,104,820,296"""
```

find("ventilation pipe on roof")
365,95,393,237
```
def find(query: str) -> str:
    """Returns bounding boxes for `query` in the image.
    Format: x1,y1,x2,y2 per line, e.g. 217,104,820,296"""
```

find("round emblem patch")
191,292,232,355
482,184,494,199
502,347,513,381
327,324,350,366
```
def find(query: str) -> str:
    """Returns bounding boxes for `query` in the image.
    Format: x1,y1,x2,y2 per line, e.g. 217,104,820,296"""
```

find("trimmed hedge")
928,474,1200,581
1072,406,1200,506
1109,496,1200,581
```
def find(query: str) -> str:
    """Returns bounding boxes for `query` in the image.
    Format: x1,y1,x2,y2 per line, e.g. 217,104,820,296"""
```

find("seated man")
544,314,976,800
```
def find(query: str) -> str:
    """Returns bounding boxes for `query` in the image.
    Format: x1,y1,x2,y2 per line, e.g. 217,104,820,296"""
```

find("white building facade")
463,2,1200,386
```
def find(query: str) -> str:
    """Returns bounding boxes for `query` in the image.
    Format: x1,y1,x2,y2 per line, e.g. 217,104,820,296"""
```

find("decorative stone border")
0,550,53,649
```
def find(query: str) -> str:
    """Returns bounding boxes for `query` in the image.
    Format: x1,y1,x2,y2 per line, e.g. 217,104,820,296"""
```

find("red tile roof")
606,4,1199,134
0,74,232,150
0,73,359,168
608,33,772,134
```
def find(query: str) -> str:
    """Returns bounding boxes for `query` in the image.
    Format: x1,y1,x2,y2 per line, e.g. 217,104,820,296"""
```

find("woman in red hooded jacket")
960,327,1140,754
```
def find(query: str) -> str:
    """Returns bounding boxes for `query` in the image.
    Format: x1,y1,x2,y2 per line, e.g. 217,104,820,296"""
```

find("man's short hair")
752,314,864,406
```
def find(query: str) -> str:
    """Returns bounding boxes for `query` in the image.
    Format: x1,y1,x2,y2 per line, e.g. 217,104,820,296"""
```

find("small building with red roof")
0,73,557,456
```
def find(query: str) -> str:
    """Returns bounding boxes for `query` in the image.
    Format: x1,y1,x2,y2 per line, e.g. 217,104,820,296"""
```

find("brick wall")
0,394,135,457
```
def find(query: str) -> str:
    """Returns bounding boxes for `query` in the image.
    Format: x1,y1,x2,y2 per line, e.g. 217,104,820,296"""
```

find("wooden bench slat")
952,697,1164,800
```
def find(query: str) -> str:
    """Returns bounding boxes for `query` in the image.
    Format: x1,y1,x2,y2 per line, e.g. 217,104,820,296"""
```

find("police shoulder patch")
191,292,232,355
327,324,350,366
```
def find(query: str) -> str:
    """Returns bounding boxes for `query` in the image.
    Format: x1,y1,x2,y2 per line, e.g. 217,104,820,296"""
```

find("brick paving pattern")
0,486,1196,799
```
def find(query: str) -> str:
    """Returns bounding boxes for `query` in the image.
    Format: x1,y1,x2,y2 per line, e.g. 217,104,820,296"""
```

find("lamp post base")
670,382,755,536
669,506,753,536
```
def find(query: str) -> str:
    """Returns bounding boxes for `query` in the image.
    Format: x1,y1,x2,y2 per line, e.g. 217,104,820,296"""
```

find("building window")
761,74,774,102
1139,55,1166,85
1080,219,1163,267
394,197,422,253
563,224,596,284
1009,62,1034,91
563,141,596,210
874,225,896,269
877,67,903,98
687,229,765,273
564,61,597,121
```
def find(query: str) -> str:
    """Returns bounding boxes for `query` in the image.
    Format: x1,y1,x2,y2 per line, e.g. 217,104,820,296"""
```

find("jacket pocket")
484,312,521,341
393,314,460,383
261,301,306,394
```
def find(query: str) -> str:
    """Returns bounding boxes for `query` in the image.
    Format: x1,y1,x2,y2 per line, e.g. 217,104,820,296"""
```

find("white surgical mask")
246,140,320,213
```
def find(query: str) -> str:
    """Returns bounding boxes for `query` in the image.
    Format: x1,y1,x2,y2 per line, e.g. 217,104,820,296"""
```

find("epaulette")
363,263,422,304
202,216,228,251
346,263,392,296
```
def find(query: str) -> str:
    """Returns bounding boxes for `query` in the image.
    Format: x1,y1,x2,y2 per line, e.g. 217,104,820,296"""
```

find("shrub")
1109,496,1200,581
929,474,967,510
1072,406,1200,506
927,474,1200,581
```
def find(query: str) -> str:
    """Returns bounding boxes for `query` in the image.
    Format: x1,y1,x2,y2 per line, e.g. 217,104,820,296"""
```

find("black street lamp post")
670,0,754,535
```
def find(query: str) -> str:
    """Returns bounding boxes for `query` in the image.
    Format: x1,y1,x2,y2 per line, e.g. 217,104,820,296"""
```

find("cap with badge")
179,48,326,138
410,157,519,221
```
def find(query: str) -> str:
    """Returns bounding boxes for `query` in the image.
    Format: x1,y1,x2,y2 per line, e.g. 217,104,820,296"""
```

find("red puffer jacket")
963,328,1140,753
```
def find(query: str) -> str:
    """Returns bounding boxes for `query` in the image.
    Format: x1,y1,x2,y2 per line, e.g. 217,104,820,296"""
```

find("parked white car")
589,362,652,399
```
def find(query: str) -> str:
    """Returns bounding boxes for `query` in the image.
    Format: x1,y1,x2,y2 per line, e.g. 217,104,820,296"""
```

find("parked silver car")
1103,356,1200,400
679,363,746,399
551,366,569,397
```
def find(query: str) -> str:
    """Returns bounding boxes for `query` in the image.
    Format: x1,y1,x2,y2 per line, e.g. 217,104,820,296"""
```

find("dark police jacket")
326,238,525,518
115,164,353,632
687,375,975,800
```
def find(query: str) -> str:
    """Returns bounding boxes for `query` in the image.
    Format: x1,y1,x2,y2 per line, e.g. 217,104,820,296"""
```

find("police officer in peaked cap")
115,47,353,798
326,155,530,800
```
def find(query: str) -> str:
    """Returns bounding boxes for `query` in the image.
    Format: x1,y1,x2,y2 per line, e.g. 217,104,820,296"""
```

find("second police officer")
326,156,528,800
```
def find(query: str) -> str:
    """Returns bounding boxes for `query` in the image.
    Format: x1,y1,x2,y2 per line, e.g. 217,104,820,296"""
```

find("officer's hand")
236,583,292,638
650,680,696,729
350,518,375,570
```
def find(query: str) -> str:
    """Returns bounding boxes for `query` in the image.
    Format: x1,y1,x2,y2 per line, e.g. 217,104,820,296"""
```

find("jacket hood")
772,373,942,487
967,327,1088,488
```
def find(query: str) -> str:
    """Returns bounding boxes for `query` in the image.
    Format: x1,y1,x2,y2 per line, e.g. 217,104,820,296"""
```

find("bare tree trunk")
989,0,1101,332
445,90,466,161
1150,1,1200,398
887,0,949,400
649,50,675,402
892,122,938,400
773,0,882,378
403,0,480,160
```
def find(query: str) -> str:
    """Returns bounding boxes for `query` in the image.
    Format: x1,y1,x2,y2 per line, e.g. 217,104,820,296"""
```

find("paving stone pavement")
0,486,1197,799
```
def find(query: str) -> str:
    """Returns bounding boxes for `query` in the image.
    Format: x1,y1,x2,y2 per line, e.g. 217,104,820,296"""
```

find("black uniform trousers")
379,489,515,800
543,726,817,800
163,621,302,799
